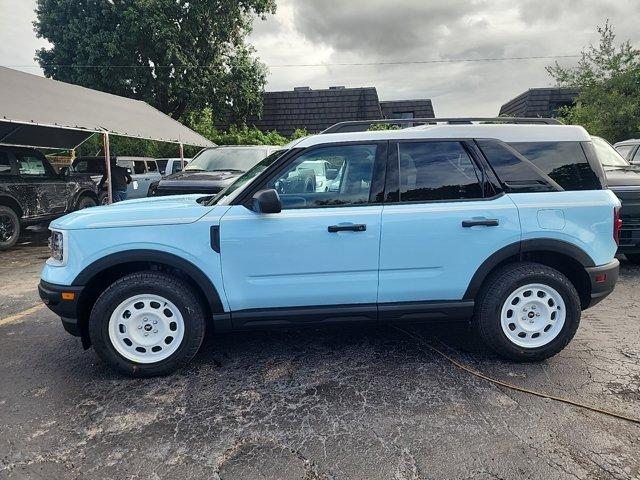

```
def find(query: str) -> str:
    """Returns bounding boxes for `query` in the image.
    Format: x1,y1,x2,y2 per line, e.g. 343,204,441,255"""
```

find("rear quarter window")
509,142,601,191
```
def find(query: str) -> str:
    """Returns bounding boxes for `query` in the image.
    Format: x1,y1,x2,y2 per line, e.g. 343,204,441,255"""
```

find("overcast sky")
2,0,640,116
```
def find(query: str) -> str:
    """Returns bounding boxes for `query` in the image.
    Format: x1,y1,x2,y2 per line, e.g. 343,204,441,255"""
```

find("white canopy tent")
0,66,215,202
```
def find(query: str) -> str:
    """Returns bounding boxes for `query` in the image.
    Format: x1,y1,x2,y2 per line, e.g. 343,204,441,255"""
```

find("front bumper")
585,259,619,308
38,280,84,336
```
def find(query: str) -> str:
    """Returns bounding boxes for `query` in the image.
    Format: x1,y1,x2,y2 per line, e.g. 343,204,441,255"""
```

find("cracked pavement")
0,232,639,479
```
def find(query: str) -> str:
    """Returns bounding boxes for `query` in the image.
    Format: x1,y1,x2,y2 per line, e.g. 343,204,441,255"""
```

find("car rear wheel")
474,262,581,362
89,271,206,377
76,195,97,210
0,206,20,251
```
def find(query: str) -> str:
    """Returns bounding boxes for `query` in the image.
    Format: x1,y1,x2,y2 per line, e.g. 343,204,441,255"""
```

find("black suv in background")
591,136,640,263
0,146,98,249
148,145,280,197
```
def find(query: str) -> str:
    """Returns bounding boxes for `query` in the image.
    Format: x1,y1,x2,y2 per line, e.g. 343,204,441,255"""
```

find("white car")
297,160,340,192
156,158,191,176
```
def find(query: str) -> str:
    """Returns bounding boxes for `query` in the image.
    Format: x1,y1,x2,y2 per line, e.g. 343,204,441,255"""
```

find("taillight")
614,206,622,245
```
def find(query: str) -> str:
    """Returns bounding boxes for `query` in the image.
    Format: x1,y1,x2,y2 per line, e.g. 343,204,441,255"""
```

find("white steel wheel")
108,294,185,364
500,283,566,349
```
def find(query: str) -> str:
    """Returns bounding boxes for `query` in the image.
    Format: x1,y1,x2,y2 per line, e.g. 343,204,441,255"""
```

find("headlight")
48,230,67,265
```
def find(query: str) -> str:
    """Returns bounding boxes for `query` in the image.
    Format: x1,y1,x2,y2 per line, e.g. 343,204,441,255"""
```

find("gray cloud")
250,0,640,115
3,0,640,116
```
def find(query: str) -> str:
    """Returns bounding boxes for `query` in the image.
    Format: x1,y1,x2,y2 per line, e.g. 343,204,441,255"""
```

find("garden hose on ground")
392,325,640,426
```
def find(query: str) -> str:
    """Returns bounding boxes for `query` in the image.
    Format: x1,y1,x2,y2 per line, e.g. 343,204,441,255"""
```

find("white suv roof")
289,124,591,149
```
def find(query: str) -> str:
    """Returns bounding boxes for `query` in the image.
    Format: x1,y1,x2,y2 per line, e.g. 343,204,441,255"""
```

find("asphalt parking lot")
1,232,639,480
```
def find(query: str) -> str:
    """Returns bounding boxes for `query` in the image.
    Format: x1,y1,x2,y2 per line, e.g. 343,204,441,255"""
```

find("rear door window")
147,161,158,172
509,142,600,191
398,141,483,202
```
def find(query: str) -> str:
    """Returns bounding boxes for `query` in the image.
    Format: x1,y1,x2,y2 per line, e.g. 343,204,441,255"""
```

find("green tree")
547,21,640,143
34,0,275,121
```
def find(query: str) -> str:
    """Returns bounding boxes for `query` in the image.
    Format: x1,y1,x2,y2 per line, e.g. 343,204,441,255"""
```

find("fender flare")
463,239,595,300
73,249,225,314
0,193,24,218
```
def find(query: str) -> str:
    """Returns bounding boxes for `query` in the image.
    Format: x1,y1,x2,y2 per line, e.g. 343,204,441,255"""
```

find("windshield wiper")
184,167,206,172
207,168,245,173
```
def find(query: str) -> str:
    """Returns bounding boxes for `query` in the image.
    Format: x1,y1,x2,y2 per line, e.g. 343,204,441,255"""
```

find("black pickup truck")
592,136,640,263
0,146,98,250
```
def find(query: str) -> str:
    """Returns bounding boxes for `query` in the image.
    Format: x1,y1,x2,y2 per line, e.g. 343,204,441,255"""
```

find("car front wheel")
89,271,206,376
474,262,581,362
0,206,20,250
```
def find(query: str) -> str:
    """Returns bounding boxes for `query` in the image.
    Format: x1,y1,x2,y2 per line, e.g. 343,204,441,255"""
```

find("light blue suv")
39,121,621,376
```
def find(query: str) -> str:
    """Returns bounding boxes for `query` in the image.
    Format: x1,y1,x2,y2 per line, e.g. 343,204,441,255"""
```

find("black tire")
473,262,581,362
625,253,640,264
0,205,20,251
76,195,97,210
89,271,206,377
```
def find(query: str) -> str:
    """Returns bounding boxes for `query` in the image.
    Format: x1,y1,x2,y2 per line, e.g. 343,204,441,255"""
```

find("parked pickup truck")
148,146,279,197
39,121,620,376
0,146,98,250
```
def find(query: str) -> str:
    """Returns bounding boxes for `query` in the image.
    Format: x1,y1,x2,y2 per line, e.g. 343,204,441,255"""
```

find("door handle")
462,218,499,228
328,223,367,233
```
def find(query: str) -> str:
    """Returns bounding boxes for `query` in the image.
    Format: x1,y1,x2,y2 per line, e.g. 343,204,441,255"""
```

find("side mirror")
59,166,70,177
252,189,282,214
326,168,338,180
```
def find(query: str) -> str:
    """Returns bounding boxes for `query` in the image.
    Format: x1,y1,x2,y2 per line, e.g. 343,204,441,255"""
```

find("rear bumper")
38,280,84,336
585,259,619,308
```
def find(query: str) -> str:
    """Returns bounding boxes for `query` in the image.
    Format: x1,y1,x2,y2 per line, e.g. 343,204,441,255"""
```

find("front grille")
619,216,640,247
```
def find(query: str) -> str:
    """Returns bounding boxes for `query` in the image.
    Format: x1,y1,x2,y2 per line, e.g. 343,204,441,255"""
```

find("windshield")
73,158,104,174
185,147,270,172
207,150,286,206
592,136,631,167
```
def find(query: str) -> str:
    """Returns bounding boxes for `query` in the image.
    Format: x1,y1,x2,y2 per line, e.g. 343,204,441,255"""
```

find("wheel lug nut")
144,333,149,337
137,325,142,329
153,320,158,324
153,329,158,333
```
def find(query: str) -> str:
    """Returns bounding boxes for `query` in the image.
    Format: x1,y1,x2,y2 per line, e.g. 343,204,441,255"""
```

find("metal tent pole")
179,142,185,169
103,132,113,204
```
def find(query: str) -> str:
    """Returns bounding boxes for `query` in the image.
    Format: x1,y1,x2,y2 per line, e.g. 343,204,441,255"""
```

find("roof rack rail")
321,117,562,134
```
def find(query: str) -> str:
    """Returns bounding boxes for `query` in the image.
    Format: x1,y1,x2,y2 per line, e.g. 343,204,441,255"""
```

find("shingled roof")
380,99,435,119
499,88,579,118
218,86,435,136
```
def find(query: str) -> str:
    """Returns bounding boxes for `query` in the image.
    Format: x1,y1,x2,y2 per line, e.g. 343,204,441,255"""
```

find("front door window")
266,144,377,209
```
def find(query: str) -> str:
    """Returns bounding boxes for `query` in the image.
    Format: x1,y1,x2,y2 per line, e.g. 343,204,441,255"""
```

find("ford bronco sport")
39,119,620,376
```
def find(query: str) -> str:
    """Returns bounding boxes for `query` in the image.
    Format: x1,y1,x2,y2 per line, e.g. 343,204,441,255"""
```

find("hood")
51,194,221,230
603,166,640,188
162,169,242,184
